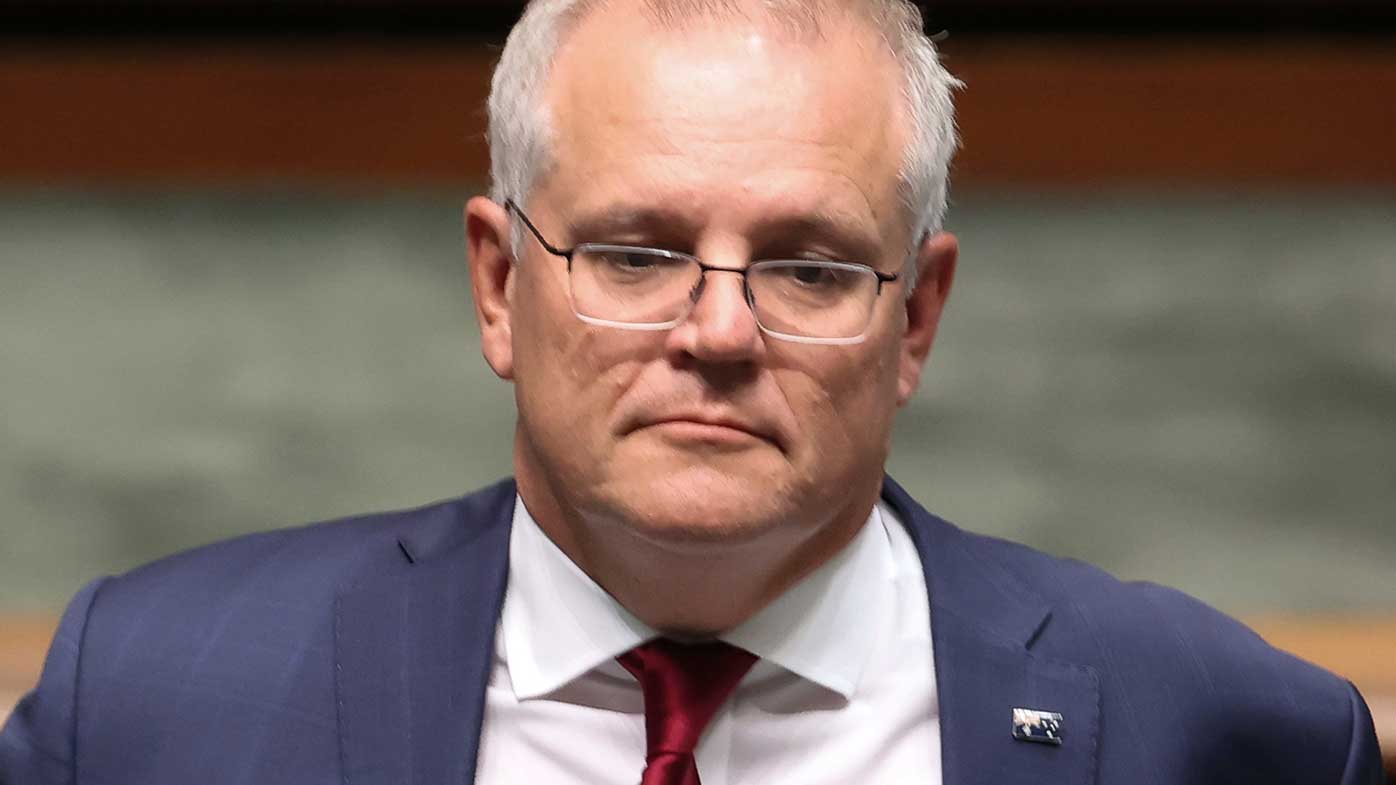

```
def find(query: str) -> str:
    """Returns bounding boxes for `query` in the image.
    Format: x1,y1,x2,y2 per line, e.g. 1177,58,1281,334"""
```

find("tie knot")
618,638,758,756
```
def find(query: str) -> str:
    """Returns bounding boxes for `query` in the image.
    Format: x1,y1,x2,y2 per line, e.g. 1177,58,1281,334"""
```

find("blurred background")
1,0,1393,768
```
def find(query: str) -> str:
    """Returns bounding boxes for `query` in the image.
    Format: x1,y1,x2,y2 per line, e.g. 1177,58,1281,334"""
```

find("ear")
465,196,516,380
897,231,958,405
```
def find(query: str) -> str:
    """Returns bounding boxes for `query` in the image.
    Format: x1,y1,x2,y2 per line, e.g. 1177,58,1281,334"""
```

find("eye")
580,247,691,285
777,263,861,290
790,264,834,286
596,250,661,269
589,247,670,272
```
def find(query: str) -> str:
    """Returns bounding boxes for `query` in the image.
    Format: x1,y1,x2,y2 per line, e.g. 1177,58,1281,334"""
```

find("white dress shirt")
474,496,941,784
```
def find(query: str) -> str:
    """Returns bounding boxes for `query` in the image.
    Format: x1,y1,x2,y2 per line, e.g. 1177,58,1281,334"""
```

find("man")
1,0,1384,782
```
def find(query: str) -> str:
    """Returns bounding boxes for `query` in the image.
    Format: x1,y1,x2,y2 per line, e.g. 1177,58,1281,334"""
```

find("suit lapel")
334,482,516,785
883,478,1101,785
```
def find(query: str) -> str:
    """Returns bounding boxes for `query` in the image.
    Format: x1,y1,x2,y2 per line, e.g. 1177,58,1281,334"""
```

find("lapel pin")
1012,707,1064,745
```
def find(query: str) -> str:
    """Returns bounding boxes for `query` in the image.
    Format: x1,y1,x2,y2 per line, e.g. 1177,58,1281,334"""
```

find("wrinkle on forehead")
525,0,911,199
637,0,826,39
550,0,833,46
539,1,909,242
553,0,892,108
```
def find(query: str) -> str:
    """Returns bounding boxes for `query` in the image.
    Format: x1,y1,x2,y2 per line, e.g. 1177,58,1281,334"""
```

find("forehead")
535,1,909,239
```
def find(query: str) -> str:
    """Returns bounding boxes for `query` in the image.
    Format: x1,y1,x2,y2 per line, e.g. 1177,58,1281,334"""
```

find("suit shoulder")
88,479,515,623
108,498,442,590
1048,563,1350,704
949,525,1371,777
888,481,1354,711
971,528,1353,694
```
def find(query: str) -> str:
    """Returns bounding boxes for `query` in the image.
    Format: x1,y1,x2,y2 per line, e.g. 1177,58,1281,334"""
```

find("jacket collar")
883,477,1100,785
334,478,516,785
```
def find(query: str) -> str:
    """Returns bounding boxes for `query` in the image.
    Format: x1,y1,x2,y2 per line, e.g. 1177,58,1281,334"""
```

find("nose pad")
688,275,707,304
682,268,761,338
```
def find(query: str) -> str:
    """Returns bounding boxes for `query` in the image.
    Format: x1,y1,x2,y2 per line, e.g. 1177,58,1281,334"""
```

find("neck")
514,452,877,636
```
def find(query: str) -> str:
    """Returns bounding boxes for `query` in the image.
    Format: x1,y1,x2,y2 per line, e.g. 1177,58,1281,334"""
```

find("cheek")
510,267,588,435
510,267,658,443
782,346,898,464
513,260,662,374
510,260,568,348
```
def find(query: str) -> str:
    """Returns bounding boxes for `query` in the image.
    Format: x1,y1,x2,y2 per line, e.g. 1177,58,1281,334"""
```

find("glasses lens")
570,246,700,326
748,261,880,340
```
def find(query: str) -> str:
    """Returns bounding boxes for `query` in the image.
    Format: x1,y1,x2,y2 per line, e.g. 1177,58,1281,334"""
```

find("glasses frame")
504,199,901,345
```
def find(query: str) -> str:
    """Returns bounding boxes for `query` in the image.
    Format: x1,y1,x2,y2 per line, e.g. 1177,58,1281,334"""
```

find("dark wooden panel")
945,38,1396,185
0,38,1393,186
0,45,496,184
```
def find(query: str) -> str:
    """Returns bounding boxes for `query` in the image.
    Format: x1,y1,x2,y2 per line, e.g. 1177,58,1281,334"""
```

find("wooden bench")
0,616,56,732
4,614,1393,776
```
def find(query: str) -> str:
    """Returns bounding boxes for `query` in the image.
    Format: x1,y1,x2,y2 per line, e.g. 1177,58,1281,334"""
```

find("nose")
665,267,764,364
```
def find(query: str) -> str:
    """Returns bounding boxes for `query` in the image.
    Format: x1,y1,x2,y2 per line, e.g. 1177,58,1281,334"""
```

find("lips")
634,412,781,448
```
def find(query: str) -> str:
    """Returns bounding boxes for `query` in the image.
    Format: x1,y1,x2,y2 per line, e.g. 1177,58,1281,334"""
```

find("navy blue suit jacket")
2,477,1384,784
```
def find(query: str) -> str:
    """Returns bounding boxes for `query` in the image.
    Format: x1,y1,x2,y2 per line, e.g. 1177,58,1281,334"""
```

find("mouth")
635,415,781,449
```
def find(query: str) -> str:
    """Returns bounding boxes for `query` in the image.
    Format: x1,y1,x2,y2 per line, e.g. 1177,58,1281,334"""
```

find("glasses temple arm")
504,198,575,258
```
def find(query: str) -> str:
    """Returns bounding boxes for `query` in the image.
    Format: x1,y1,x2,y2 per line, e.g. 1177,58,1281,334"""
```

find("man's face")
475,8,954,556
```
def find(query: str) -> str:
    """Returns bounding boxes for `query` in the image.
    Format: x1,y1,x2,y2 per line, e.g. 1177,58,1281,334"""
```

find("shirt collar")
724,503,896,699
501,497,653,700
501,495,897,702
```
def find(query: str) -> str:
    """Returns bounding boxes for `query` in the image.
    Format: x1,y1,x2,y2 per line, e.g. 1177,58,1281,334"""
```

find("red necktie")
618,638,758,785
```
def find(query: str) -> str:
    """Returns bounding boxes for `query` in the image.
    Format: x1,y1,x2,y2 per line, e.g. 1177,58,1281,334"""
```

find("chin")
593,461,803,548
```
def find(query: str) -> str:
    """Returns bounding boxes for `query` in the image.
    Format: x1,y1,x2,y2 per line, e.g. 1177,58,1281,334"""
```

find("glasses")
505,200,900,345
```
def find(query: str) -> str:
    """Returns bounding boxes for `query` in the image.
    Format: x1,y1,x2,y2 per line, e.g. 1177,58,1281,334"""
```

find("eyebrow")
750,211,884,264
565,204,886,264
566,206,700,246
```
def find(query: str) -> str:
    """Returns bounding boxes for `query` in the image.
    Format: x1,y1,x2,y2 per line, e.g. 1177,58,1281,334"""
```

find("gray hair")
486,0,961,289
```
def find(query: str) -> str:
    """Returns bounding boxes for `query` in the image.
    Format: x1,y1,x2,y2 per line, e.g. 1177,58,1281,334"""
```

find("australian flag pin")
1012,707,1064,745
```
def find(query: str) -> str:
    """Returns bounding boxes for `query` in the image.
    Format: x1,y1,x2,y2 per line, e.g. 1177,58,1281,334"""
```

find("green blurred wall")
2,188,1393,614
